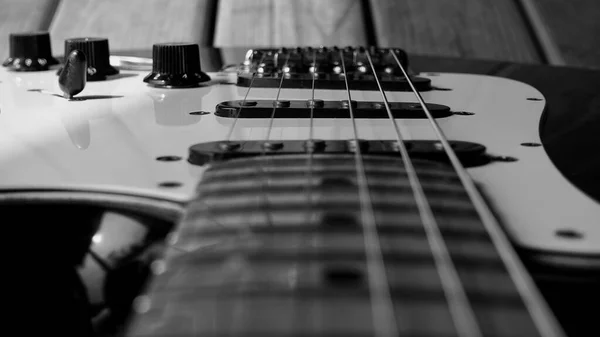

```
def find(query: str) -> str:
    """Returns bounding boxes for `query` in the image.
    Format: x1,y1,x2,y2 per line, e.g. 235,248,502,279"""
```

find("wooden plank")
214,0,368,47
523,0,600,69
369,0,541,63
0,0,61,59
49,0,217,54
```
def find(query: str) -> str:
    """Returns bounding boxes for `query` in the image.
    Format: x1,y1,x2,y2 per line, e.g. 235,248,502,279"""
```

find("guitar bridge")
237,47,431,91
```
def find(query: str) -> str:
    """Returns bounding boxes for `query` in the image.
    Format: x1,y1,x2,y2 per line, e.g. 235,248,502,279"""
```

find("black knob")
143,43,210,88
59,37,119,81
2,31,59,71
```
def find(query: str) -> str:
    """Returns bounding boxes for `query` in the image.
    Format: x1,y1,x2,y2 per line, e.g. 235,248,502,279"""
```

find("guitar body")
1,49,598,258
1,47,598,336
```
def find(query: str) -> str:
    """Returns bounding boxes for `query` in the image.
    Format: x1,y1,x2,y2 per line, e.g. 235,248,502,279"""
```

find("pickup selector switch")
2,31,59,71
58,37,119,81
144,43,211,88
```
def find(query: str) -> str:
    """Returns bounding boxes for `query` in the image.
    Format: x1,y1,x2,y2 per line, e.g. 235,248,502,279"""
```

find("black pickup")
188,140,489,167
214,100,452,119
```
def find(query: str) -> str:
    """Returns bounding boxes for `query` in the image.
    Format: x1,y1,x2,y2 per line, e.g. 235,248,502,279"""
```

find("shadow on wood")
214,0,368,47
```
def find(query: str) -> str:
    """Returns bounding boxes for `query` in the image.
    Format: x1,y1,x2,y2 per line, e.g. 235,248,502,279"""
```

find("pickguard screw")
521,142,541,147
492,156,518,162
555,229,584,239
158,181,182,188
156,156,182,162
454,111,475,116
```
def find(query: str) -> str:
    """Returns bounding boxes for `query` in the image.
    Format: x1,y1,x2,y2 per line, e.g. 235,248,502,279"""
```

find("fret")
173,221,490,239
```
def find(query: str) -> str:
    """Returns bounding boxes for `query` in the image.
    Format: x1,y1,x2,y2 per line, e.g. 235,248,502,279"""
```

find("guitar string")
225,53,267,142
297,48,317,334
364,49,483,337
219,51,289,333
304,48,318,241
388,52,566,337
264,51,292,144
339,49,398,337
256,51,292,228
185,52,269,234
217,52,269,233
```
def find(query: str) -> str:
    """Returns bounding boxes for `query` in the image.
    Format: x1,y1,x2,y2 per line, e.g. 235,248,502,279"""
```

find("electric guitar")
1,34,599,336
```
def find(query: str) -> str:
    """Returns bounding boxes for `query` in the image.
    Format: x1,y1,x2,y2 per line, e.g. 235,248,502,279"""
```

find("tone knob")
143,43,210,88
59,37,119,81
2,31,59,71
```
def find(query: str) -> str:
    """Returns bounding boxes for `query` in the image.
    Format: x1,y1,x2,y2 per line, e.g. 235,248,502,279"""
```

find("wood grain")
526,0,600,68
49,0,217,54
214,0,368,47
0,0,61,59
369,0,541,63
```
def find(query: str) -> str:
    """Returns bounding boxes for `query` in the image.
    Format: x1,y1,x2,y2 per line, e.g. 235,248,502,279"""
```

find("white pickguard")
0,66,598,257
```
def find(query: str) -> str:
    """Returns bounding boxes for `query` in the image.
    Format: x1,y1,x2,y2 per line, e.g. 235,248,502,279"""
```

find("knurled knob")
59,37,119,81
143,43,210,88
2,31,59,71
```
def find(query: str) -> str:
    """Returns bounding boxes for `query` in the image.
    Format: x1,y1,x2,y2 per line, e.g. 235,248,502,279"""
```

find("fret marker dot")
133,295,151,313
323,266,364,287
151,259,167,275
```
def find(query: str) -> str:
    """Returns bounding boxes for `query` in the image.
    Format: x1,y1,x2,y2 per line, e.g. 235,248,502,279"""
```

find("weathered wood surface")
526,0,600,69
214,0,368,47
49,0,217,54
369,0,541,63
0,0,60,58
0,0,599,68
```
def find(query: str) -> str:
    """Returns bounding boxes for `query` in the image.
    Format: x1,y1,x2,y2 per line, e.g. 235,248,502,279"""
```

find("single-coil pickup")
215,100,452,119
188,140,489,167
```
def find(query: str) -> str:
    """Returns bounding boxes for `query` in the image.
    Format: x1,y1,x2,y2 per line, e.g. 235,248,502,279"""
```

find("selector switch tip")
2,31,59,71
58,50,87,99
143,43,210,88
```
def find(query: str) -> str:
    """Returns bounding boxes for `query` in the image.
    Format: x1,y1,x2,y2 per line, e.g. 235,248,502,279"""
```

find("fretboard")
125,154,555,337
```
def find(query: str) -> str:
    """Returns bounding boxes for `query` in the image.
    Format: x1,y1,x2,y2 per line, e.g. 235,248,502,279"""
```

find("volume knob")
60,37,119,81
2,31,59,71
143,43,210,88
